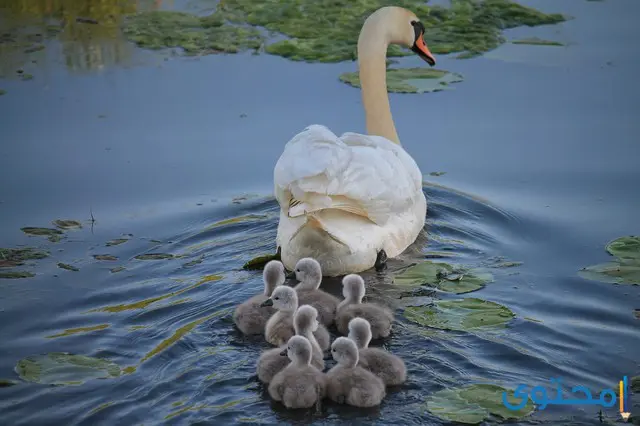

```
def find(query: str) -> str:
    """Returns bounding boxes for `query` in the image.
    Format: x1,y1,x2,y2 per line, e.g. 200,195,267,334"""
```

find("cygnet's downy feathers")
268,335,327,409
256,305,325,384
233,260,285,335
292,257,340,326
348,317,406,386
326,337,386,407
261,286,330,350
336,274,393,339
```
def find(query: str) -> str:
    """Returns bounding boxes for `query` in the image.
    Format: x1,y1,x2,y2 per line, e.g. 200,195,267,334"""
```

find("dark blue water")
0,0,639,424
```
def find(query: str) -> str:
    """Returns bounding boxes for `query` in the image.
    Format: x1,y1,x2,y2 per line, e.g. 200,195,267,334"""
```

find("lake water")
0,0,639,425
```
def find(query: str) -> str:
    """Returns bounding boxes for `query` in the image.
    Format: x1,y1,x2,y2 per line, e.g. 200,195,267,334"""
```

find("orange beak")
412,35,436,66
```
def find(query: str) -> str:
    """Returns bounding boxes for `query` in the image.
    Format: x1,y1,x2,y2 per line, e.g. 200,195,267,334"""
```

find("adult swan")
273,6,436,277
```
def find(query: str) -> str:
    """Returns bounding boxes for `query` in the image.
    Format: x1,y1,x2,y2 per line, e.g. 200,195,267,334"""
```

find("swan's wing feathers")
274,126,422,225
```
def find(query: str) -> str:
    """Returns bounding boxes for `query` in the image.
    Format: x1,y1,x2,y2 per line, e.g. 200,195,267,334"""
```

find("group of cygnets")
233,257,407,410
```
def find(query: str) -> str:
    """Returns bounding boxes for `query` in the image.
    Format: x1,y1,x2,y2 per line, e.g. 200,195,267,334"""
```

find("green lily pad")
511,37,563,46
340,68,464,94
393,261,493,294
0,247,49,267
134,253,174,260
426,384,534,424
579,261,640,285
52,219,82,230
15,353,121,385
93,254,118,261
110,266,126,274
242,252,281,270
606,236,640,261
0,271,35,279
404,298,515,331
21,227,63,237
429,171,447,177
57,263,79,272
105,238,128,247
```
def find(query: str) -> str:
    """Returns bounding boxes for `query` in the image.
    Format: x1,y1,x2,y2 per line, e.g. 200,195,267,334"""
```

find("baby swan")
291,257,340,327
326,336,386,407
233,260,285,335
256,305,325,384
348,317,406,386
268,335,327,409
261,286,330,350
335,274,393,339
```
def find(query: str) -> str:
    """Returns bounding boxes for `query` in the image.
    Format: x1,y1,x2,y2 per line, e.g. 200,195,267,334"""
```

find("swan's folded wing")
274,125,423,225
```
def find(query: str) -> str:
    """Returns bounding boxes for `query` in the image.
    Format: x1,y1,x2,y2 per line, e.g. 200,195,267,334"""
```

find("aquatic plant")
121,0,565,62
511,37,563,46
404,298,515,331
579,236,640,285
15,353,121,385
340,67,464,93
0,247,49,267
425,384,535,424
393,260,493,294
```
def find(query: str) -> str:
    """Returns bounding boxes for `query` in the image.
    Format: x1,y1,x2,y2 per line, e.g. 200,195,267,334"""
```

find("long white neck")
357,12,399,145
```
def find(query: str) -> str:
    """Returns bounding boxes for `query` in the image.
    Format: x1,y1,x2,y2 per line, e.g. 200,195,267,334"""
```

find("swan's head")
362,6,436,66
280,335,313,366
260,285,298,312
263,260,286,295
291,257,322,289
348,317,372,349
342,274,366,303
331,336,359,368
294,304,320,334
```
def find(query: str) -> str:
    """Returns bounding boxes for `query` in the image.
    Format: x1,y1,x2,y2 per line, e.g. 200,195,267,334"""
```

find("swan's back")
336,303,394,339
296,289,339,327
257,346,324,384
274,125,424,225
326,364,386,407
233,293,275,335
268,364,327,409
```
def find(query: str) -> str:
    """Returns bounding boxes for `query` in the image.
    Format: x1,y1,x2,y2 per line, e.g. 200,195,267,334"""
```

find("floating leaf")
0,247,49,267
93,254,118,261
134,253,174,260
52,220,82,230
110,266,126,274
340,68,464,94
511,37,563,46
15,353,121,385
242,252,281,270
57,263,79,272
207,214,268,229
491,261,523,268
606,236,640,261
404,298,515,331
0,89,6,96
393,261,493,294
0,379,17,387
106,238,128,247
182,256,204,268
426,384,534,424
21,227,63,237
429,171,447,177
579,262,640,286
0,271,35,279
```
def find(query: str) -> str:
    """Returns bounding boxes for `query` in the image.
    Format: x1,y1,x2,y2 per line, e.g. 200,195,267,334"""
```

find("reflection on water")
0,0,174,76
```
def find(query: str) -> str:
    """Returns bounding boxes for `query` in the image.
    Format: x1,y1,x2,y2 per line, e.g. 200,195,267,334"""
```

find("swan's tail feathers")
287,195,371,221
286,214,353,254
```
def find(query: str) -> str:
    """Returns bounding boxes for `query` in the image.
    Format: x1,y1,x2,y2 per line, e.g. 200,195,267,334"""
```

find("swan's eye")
332,348,336,352
296,269,300,272
274,297,279,300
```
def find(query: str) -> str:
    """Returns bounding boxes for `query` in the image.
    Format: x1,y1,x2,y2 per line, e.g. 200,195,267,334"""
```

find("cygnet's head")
292,257,322,290
342,274,366,303
348,317,372,349
361,6,436,66
280,335,313,365
263,260,285,295
294,305,320,335
331,336,359,368
260,285,298,311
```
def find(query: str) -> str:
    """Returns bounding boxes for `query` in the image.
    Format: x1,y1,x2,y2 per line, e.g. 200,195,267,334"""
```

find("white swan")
273,6,436,277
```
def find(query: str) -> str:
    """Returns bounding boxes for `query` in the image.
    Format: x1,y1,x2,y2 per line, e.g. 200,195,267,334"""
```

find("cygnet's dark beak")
323,353,333,361
260,299,273,307
286,270,296,280
280,349,288,356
